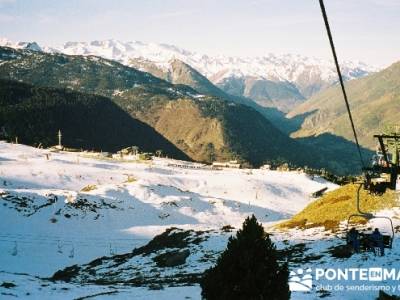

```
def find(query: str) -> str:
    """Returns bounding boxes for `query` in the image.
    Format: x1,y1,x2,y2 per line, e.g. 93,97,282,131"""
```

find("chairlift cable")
318,0,365,170
319,0,395,251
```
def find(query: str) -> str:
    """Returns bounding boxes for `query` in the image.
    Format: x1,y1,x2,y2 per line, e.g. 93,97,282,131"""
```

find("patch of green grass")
124,175,136,183
81,184,97,192
278,184,398,231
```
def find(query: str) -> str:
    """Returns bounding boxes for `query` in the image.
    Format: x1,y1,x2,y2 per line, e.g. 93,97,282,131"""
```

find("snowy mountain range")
49,39,377,83
0,38,378,106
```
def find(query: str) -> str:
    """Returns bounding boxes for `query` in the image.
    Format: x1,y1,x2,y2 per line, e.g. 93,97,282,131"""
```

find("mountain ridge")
288,60,400,149
0,45,330,169
0,37,377,112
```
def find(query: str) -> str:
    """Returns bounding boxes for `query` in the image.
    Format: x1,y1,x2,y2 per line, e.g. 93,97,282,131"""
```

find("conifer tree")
201,215,290,300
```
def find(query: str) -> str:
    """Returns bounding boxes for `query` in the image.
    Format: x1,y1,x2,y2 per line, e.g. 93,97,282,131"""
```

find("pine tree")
201,215,290,300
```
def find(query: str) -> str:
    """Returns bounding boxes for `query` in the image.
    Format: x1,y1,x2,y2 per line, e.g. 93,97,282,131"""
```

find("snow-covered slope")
0,141,336,275
2,142,399,300
0,141,338,299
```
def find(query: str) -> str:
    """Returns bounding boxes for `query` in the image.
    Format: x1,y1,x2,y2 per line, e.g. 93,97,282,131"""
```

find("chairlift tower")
365,133,400,192
57,130,63,150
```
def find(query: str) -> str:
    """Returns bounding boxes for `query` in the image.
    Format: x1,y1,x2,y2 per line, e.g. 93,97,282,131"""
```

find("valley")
0,43,382,175
1,1,399,299
0,36,398,300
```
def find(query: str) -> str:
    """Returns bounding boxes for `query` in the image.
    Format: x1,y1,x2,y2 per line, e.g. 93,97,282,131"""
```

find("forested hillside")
0,78,189,158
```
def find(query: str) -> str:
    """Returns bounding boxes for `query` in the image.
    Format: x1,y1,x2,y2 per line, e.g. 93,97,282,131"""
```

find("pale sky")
1,0,399,66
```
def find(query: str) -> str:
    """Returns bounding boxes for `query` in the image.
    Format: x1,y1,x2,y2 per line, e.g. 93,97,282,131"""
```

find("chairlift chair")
346,138,396,251
346,184,395,250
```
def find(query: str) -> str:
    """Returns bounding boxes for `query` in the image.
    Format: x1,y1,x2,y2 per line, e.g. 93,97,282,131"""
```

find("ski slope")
7,141,399,300
0,142,335,274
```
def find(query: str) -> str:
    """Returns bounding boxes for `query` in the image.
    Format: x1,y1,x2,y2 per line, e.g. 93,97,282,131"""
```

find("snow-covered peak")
0,38,43,52
21,42,42,52
0,37,14,47
53,39,379,84
0,37,379,87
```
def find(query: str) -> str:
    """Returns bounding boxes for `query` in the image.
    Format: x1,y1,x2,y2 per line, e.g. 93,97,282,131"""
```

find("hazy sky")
1,0,399,66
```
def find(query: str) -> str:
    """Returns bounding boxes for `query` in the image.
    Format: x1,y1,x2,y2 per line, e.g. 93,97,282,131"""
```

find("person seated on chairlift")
370,228,384,256
372,155,380,167
347,227,360,253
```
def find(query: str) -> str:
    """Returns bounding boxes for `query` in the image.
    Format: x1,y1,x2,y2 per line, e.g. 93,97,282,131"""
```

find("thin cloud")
0,13,18,22
0,0,16,7
150,10,194,20
368,0,400,7
37,14,57,25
